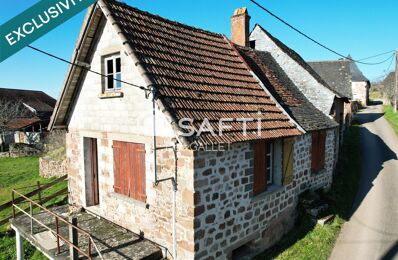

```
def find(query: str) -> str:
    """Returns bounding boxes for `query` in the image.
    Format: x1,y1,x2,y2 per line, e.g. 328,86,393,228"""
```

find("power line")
249,0,394,66
357,50,395,61
27,45,149,91
371,53,396,81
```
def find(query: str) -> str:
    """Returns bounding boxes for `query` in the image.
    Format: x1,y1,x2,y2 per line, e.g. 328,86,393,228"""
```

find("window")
253,141,274,195
113,141,146,202
104,56,122,90
311,131,326,173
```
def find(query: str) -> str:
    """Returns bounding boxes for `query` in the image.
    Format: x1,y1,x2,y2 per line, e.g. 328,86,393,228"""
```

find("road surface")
330,104,398,260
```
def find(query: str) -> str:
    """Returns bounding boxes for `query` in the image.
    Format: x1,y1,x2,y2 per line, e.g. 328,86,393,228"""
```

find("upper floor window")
104,55,121,90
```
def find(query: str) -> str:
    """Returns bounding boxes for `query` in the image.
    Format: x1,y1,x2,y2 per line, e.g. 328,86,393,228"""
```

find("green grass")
384,105,398,136
0,156,68,259
255,122,362,260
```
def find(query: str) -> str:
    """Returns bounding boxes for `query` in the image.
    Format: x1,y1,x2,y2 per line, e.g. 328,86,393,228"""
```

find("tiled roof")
105,1,300,144
6,117,42,130
253,25,344,98
308,60,353,99
238,47,338,131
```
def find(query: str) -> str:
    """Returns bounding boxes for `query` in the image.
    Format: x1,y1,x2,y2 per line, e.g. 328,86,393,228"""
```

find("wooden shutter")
253,142,267,195
283,138,294,185
113,141,146,202
90,138,99,205
311,132,319,172
113,141,123,194
318,131,326,170
132,144,146,202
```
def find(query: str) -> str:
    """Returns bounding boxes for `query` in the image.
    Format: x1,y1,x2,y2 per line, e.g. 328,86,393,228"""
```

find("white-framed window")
104,55,122,90
266,142,273,185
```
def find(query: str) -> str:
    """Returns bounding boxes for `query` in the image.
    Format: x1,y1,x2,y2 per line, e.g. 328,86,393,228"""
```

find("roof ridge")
108,0,225,39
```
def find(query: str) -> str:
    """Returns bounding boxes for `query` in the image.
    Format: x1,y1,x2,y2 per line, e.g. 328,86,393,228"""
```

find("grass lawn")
254,122,362,260
0,156,67,259
384,105,398,136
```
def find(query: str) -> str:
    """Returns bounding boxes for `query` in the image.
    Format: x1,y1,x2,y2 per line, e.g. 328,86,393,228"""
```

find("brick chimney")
231,7,251,47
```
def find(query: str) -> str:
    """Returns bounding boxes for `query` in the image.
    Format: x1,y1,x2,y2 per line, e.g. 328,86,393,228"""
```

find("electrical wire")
27,45,149,91
249,0,394,66
357,50,395,61
371,53,396,82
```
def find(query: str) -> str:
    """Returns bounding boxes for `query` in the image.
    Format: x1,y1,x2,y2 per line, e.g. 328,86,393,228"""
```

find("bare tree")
0,99,31,152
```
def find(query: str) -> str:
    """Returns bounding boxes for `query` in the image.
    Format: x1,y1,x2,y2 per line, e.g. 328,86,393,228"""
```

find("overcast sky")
1,0,397,98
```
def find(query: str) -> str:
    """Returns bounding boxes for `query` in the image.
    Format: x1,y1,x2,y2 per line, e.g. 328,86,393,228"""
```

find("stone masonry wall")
352,81,369,106
193,129,335,259
39,157,68,178
250,26,336,116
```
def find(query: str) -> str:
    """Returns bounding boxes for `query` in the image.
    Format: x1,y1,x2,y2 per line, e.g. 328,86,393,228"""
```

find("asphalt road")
330,104,398,260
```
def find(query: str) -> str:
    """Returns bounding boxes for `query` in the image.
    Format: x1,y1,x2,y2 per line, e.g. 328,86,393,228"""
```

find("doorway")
84,137,99,206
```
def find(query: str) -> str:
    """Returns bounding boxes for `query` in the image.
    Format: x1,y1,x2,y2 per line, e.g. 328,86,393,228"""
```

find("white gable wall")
66,20,195,259
68,20,174,138
250,26,335,116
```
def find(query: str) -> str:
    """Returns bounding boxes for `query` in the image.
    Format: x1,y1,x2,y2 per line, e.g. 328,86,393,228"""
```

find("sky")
0,0,397,98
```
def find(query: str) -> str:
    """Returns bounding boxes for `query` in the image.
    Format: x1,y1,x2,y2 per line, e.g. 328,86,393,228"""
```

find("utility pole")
394,49,398,113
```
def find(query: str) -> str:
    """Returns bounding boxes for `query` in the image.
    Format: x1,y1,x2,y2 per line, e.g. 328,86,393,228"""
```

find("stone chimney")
231,7,251,47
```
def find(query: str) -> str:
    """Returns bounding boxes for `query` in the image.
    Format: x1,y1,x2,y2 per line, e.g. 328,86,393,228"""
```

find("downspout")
152,91,178,259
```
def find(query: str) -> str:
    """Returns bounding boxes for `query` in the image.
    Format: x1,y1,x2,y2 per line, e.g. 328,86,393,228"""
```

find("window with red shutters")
113,141,146,202
311,131,326,173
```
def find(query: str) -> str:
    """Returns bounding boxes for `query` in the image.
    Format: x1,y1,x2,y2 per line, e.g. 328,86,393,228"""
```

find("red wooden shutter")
133,144,146,202
318,131,326,170
113,141,123,194
113,141,146,201
253,142,267,195
311,132,319,172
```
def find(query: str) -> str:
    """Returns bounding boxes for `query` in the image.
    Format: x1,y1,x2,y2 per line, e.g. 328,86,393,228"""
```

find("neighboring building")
381,72,395,104
349,56,371,106
308,60,353,140
13,1,338,259
249,24,346,162
0,88,56,150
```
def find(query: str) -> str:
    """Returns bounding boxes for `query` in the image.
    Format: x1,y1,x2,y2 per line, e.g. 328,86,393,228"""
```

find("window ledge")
110,192,148,209
98,92,123,99
252,184,283,202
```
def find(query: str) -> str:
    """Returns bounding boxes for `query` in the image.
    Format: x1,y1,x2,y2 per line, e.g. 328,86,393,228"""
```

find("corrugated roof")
6,117,42,130
93,1,301,144
238,47,338,131
0,88,55,113
308,60,353,99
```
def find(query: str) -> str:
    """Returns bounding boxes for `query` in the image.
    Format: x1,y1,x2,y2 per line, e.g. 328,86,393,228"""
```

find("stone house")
308,60,354,140
249,25,349,158
48,1,338,259
0,88,56,151
349,57,371,106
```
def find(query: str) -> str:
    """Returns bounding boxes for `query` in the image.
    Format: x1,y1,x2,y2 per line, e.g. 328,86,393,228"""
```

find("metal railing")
12,189,103,260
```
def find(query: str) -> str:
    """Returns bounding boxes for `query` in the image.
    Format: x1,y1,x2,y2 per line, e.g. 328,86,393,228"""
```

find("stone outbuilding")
349,56,371,106
45,1,338,259
308,60,354,141
0,88,56,151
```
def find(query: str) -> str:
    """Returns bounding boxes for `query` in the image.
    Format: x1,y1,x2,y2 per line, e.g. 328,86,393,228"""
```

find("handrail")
0,175,67,212
12,189,103,260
